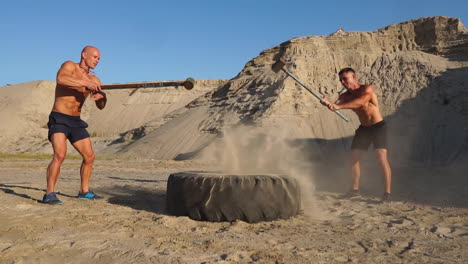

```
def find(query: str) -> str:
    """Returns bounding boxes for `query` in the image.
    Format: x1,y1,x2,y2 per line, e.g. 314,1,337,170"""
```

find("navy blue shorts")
47,112,90,144
351,120,388,150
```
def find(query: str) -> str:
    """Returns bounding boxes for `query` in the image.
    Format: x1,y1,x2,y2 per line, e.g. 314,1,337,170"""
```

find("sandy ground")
1,158,467,264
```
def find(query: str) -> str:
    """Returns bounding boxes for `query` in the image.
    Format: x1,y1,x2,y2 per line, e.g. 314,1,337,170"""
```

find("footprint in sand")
430,225,468,238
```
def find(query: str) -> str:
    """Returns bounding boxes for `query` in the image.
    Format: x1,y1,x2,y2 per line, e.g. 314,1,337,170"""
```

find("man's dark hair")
338,67,355,76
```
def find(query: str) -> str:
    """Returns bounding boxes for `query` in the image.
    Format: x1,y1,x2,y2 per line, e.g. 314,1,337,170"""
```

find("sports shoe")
77,191,103,200
381,192,391,203
340,189,361,199
42,192,62,205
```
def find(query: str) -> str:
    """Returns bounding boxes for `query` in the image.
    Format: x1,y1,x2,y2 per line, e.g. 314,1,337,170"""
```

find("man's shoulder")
360,84,375,92
62,60,78,66
340,90,352,97
60,61,79,71
88,73,101,84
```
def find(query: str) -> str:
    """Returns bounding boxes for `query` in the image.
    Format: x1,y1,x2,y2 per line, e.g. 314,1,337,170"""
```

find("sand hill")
115,16,468,168
0,79,226,154
1,16,467,168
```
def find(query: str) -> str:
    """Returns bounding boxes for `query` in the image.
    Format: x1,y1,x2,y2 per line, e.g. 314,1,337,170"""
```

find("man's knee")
53,152,66,163
374,148,388,163
350,149,363,163
82,152,95,164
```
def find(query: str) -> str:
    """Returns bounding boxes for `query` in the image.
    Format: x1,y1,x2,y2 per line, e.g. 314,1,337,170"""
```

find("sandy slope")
114,16,468,166
1,16,467,166
0,79,225,155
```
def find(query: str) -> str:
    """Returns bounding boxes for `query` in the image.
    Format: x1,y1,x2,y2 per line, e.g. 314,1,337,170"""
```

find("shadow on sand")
0,183,77,202
100,185,168,215
0,184,42,202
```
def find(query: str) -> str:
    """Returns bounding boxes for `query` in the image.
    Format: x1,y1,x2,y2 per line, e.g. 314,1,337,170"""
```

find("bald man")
42,46,107,205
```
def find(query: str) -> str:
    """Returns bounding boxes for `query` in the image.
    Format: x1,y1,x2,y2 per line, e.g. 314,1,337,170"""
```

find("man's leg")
72,138,95,193
350,149,364,190
47,133,67,194
375,148,391,193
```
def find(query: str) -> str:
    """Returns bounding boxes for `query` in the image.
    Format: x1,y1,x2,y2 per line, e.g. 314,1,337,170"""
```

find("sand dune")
116,16,468,167
1,17,467,166
0,79,225,155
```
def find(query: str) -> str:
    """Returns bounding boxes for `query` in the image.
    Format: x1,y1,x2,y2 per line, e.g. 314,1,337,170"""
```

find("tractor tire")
166,172,301,223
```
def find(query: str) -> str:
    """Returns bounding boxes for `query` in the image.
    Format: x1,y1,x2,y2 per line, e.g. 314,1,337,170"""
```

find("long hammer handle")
101,78,195,90
281,68,350,122
102,81,184,89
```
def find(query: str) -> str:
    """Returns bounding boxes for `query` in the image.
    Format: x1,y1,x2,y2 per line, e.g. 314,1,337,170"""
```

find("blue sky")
1,0,467,85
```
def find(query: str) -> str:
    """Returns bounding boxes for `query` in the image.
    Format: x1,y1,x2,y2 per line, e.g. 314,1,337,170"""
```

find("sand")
1,158,467,264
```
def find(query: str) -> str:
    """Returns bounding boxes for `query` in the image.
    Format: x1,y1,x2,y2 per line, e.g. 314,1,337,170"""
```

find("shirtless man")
42,46,107,205
321,68,392,202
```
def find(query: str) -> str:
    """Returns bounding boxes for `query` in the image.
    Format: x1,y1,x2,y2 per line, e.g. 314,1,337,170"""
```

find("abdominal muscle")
52,86,88,116
353,102,383,126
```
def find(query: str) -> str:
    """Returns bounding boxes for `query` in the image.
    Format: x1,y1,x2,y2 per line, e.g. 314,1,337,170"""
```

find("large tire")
166,172,301,223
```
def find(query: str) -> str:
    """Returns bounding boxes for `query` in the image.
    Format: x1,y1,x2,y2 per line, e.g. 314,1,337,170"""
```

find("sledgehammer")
101,77,195,95
272,59,349,122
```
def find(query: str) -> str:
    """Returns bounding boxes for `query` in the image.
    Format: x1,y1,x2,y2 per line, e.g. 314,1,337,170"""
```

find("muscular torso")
340,85,383,126
52,64,99,116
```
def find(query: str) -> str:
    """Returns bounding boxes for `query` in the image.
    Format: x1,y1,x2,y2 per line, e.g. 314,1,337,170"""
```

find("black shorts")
351,120,388,150
47,112,90,144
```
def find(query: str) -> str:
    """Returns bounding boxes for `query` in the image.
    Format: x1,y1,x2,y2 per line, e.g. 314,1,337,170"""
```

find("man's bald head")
80,46,101,69
81,46,99,57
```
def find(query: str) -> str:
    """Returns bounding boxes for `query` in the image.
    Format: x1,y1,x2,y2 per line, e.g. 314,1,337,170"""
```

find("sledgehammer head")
183,77,195,90
271,58,286,73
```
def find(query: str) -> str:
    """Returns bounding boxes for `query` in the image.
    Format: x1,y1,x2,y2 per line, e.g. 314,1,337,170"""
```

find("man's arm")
329,85,373,111
321,92,347,109
89,77,106,110
334,92,347,105
91,91,107,110
56,61,101,92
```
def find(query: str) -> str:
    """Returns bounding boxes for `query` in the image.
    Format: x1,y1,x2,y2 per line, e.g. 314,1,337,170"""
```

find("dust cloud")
201,120,332,220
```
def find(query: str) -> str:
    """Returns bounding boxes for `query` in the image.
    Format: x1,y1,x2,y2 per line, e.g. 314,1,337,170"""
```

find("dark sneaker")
381,192,391,203
77,191,103,200
340,189,361,199
42,192,62,205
